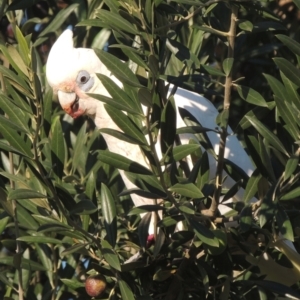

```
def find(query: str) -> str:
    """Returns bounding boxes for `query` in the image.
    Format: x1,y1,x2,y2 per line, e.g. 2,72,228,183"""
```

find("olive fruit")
85,274,107,297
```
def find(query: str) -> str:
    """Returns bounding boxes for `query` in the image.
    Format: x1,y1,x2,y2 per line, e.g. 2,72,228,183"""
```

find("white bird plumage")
46,29,253,228
46,29,300,286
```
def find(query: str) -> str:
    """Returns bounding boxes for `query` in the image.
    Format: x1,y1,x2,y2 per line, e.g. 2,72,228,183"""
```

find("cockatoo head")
46,29,108,119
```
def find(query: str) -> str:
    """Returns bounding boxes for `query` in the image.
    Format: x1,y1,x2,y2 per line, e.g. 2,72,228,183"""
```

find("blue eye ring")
76,70,94,92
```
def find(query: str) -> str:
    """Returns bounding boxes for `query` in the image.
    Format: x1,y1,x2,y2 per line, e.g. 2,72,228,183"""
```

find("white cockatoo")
46,29,254,221
46,29,300,286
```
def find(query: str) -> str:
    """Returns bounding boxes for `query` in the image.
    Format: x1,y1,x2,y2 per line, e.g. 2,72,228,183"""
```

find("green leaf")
128,205,163,216
0,44,28,77
201,64,225,77
0,216,9,236
101,240,121,271
94,49,143,87
276,34,300,57
259,186,276,227
189,218,219,247
166,38,199,67
39,4,79,36
245,115,288,156
238,20,253,32
69,200,98,215
177,126,217,135
7,0,38,10
173,144,200,161
158,215,185,227
60,278,85,290
104,105,146,144
276,209,294,241
96,9,139,34
160,96,176,163
7,189,46,201
125,172,167,198
17,236,63,244
15,26,30,66
96,74,142,114
179,204,195,215
101,183,117,247
274,96,299,141
223,58,234,76
281,72,300,110
216,109,229,129
169,183,204,199
88,93,140,115
284,155,299,181
236,85,268,107
60,243,89,257
240,205,253,232
0,90,31,129
0,125,32,158
263,73,286,102
0,65,32,98
99,128,146,146
97,150,152,175
0,256,47,271
51,116,65,180
243,169,261,204
0,115,29,135
119,278,135,300
273,57,300,88
281,186,300,200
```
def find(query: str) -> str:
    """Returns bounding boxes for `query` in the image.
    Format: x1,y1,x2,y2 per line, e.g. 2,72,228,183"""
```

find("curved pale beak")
57,90,84,118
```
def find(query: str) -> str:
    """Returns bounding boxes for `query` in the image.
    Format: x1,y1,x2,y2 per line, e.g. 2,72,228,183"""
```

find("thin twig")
210,4,238,216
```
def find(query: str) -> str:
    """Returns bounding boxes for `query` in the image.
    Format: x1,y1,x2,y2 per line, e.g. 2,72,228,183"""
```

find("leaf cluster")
1,0,300,299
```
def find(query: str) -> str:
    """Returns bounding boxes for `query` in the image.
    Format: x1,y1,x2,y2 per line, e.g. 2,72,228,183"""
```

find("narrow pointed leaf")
284,155,299,181
97,150,152,175
101,183,117,247
15,26,30,66
245,115,288,156
17,236,63,244
0,124,32,157
276,34,300,56
281,186,300,200
223,58,234,76
39,4,79,36
189,218,219,247
94,49,143,87
0,257,47,271
119,279,135,300
276,209,294,241
70,200,97,215
160,96,176,163
173,144,200,161
243,169,261,203
105,104,146,145
236,85,268,107
169,183,204,199
99,128,146,146
97,9,139,34
51,117,65,179
8,189,46,201
96,74,142,113
273,57,300,87
101,240,121,271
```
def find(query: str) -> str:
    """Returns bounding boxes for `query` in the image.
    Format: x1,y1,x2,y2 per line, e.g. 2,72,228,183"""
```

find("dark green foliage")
1,0,300,299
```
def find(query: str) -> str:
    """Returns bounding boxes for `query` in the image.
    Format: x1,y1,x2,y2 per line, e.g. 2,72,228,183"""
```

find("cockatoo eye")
76,70,94,92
